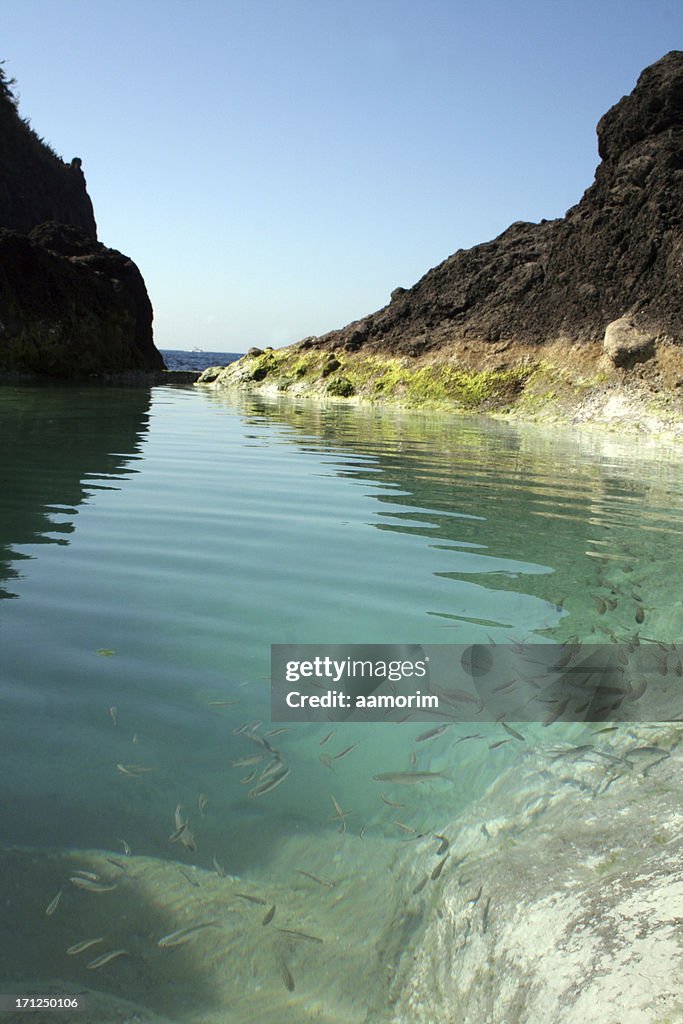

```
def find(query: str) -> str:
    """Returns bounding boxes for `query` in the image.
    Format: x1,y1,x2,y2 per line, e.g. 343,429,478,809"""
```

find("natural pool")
1,382,682,1023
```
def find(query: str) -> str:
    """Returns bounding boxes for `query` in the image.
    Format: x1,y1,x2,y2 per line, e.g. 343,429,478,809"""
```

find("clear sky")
4,1,682,351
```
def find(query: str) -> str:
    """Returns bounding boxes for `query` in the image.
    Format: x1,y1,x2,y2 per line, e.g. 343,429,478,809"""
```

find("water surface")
1,383,682,1022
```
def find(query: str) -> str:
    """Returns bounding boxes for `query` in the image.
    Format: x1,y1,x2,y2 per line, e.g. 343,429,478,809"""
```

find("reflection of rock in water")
0,386,152,598
199,389,683,644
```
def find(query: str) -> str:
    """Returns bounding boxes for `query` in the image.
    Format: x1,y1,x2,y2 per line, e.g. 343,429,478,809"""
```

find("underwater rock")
389,729,683,1023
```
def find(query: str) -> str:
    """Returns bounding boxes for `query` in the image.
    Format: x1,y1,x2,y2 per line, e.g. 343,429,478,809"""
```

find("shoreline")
0,368,200,386
194,339,683,442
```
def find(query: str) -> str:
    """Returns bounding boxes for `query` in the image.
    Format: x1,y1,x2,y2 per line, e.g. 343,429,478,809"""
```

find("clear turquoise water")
1,382,683,1022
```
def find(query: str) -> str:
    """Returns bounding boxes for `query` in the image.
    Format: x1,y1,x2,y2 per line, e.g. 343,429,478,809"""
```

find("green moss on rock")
326,375,356,397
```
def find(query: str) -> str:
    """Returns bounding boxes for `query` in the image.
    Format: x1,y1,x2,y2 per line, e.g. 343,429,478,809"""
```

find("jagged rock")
0,64,163,377
305,51,683,359
603,316,656,367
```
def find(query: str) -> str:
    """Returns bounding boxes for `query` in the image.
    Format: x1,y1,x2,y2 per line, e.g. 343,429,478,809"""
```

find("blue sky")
4,1,682,351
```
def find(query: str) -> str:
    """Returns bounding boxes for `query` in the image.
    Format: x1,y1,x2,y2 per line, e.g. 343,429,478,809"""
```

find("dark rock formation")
0,64,163,376
310,51,683,358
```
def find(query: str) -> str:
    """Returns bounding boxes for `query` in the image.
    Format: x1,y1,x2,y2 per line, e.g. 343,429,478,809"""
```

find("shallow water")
1,383,683,1022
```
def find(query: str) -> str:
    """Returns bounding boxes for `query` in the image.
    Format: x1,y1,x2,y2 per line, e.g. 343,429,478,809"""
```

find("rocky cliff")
0,64,163,377
306,50,683,358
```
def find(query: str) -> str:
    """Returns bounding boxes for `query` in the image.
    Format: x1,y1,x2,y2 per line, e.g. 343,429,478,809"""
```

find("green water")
1,383,683,1022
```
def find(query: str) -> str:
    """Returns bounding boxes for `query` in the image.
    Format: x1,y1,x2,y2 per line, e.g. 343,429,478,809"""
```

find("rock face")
0,65,163,376
309,51,683,358
603,316,656,367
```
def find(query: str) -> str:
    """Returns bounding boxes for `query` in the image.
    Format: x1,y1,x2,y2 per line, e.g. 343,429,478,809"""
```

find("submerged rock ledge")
200,51,683,435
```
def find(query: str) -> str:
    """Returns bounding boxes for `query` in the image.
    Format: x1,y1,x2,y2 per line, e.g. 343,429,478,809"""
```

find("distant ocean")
161,348,243,372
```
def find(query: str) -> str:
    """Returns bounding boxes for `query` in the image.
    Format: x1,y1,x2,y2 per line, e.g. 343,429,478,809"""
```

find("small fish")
257,757,287,782
119,839,132,856
232,720,262,735
179,828,197,853
169,822,189,843
158,921,218,947
208,700,236,707
412,876,429,895
433,834,450,856
294,870,336,889
319,730,336,746
178,868,200,888
86,949,128,969
333,743,359,760
492,679,518,695
380,793,406,808
394,821,419,835
552,643,581,669
109,706,118,726
330,795,346,819
468,885,483,905
70,878,119,893
213,856,226,877
230,755,264,768
116,763,155,776
328,795,350,833
319,755,335,771
45,888,63,916
280,960,295,992
415,724,451,743
197,794,209,814
501,722,525,743
276,928,323,944
249,766,290,798
482,896,491,933
105,858,128,873
264,728,289,738
372,771,448,785
235,892,268,906
543,699,570,726
246,731,276,754
97,649,116,657
66,937,104,955
262,904,276,926
488,739,511,750
431,855,449,881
